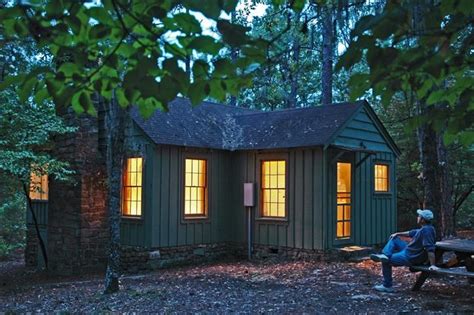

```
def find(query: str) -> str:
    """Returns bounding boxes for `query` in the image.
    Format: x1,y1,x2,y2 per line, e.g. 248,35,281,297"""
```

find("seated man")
370,209,438,292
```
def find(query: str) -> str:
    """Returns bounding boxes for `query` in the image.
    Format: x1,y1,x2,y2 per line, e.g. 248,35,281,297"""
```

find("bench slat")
410,265,474,278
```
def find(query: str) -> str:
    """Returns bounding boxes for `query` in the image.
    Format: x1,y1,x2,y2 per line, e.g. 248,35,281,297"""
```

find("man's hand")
428,265,439,271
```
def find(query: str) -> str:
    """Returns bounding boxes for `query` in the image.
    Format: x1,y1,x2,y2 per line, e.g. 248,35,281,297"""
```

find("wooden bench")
409,239,474,291
409,265,474,291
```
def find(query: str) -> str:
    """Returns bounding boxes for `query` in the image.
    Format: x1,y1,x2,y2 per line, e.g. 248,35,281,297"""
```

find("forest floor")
2,257,473,313
1,232,473,313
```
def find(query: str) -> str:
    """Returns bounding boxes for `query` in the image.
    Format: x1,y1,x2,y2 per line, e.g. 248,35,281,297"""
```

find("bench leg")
466,255,474,285
412,271,430,291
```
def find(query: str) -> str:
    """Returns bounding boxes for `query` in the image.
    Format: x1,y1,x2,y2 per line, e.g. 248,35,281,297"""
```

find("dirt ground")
1,254,473,313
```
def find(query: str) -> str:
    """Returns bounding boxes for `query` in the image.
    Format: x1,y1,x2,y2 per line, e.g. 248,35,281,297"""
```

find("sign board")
243,183,254,207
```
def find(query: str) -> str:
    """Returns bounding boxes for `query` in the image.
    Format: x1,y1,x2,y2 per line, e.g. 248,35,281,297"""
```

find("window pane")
184,159,207,216
344,222,351,237
278,190,285,204
261,160,286,218
278,175,285,189
278,161,285,174
337,162,351,193
344,206,351,220
374,164,389,192
122,157,143,216
336,222,344,238
337,206,343,221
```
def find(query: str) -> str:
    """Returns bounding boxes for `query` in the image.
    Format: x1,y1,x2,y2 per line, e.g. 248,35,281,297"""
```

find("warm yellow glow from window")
184,159,207,217
122,157,143,216
261,160,286,218
336,162,351,239
29,172,48,201
374,164,389,192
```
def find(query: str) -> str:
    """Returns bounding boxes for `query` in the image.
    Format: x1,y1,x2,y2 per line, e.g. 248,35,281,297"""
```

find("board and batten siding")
231,148,325,250
327,104,397,248
136,145,234,248
326,149,397,248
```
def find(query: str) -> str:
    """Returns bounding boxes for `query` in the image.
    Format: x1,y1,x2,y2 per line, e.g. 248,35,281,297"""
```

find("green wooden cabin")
26,97,400,272
121,98,400,252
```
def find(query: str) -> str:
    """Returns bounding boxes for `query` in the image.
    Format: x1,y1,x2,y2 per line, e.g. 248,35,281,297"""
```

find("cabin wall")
231,148,325,250
145,145,234,248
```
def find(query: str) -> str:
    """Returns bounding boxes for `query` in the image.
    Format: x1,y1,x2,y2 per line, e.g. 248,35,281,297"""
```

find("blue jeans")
381,236,412,288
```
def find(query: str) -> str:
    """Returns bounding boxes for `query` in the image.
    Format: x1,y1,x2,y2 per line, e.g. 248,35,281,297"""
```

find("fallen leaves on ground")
1,257,473,313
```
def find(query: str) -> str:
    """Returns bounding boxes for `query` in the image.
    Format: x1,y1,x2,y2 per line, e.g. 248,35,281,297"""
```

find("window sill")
256,217,289,224
122,215,143,221
183,216,209,221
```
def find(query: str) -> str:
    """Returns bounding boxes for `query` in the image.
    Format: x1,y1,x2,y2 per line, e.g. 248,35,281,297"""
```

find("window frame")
374,162,390,193
121,156,144,219
335,161,352,240
182,155,209,220
257,153,289,222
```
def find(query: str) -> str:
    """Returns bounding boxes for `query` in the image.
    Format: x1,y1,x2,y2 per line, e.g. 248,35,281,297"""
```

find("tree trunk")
417,108,443,240
437,133,455,237
321,5,333,105
287,34,300,108
103,95,126,294
229,10,238,107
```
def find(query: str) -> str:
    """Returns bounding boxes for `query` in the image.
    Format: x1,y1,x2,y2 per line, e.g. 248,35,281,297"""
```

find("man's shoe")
370,253,389,263
373,284,394,293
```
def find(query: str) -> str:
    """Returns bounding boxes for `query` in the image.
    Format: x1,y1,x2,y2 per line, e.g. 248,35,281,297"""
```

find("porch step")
335,246,373,262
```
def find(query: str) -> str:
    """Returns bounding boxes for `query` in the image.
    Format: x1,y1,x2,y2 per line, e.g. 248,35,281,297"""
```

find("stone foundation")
119,242,363,273
251,244,362,262
121,243,239,272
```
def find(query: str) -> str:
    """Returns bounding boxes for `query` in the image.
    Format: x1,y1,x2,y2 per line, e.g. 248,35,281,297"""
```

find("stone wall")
25,226,38,267
45,106,109,275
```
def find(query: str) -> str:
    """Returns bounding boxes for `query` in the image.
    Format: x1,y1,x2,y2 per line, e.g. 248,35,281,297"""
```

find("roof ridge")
172,96,259,112
234,101,364,117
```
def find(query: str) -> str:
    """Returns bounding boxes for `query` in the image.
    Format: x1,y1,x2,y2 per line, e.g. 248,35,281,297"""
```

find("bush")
0,192,26,259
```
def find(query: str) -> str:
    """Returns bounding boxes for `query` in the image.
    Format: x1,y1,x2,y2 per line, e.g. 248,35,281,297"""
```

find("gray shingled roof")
130,97,365,151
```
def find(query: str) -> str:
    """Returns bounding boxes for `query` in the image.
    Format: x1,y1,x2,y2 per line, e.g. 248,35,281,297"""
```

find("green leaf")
426,90,445,105
187,36,223,54
173,13,202,34
137,97,163,119
193,60,210,79
182,0,221,19
58,62,79,77
214,59,235,77
157,76,179,103
89,24,111,39
88,7,114,25
217,20,250,47
115,89,129,108
71,92,85,114
209,80,226,102
188,81,208,106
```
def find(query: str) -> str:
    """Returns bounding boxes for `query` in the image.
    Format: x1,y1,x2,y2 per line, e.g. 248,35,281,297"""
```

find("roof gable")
329,101,401,156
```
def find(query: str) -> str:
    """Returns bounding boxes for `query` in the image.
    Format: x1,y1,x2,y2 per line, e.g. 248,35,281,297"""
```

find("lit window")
374,164,389,192
122,157,143,216
261,160,286,218
184,159,207,217
336,162,351,239
29,172,48,201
